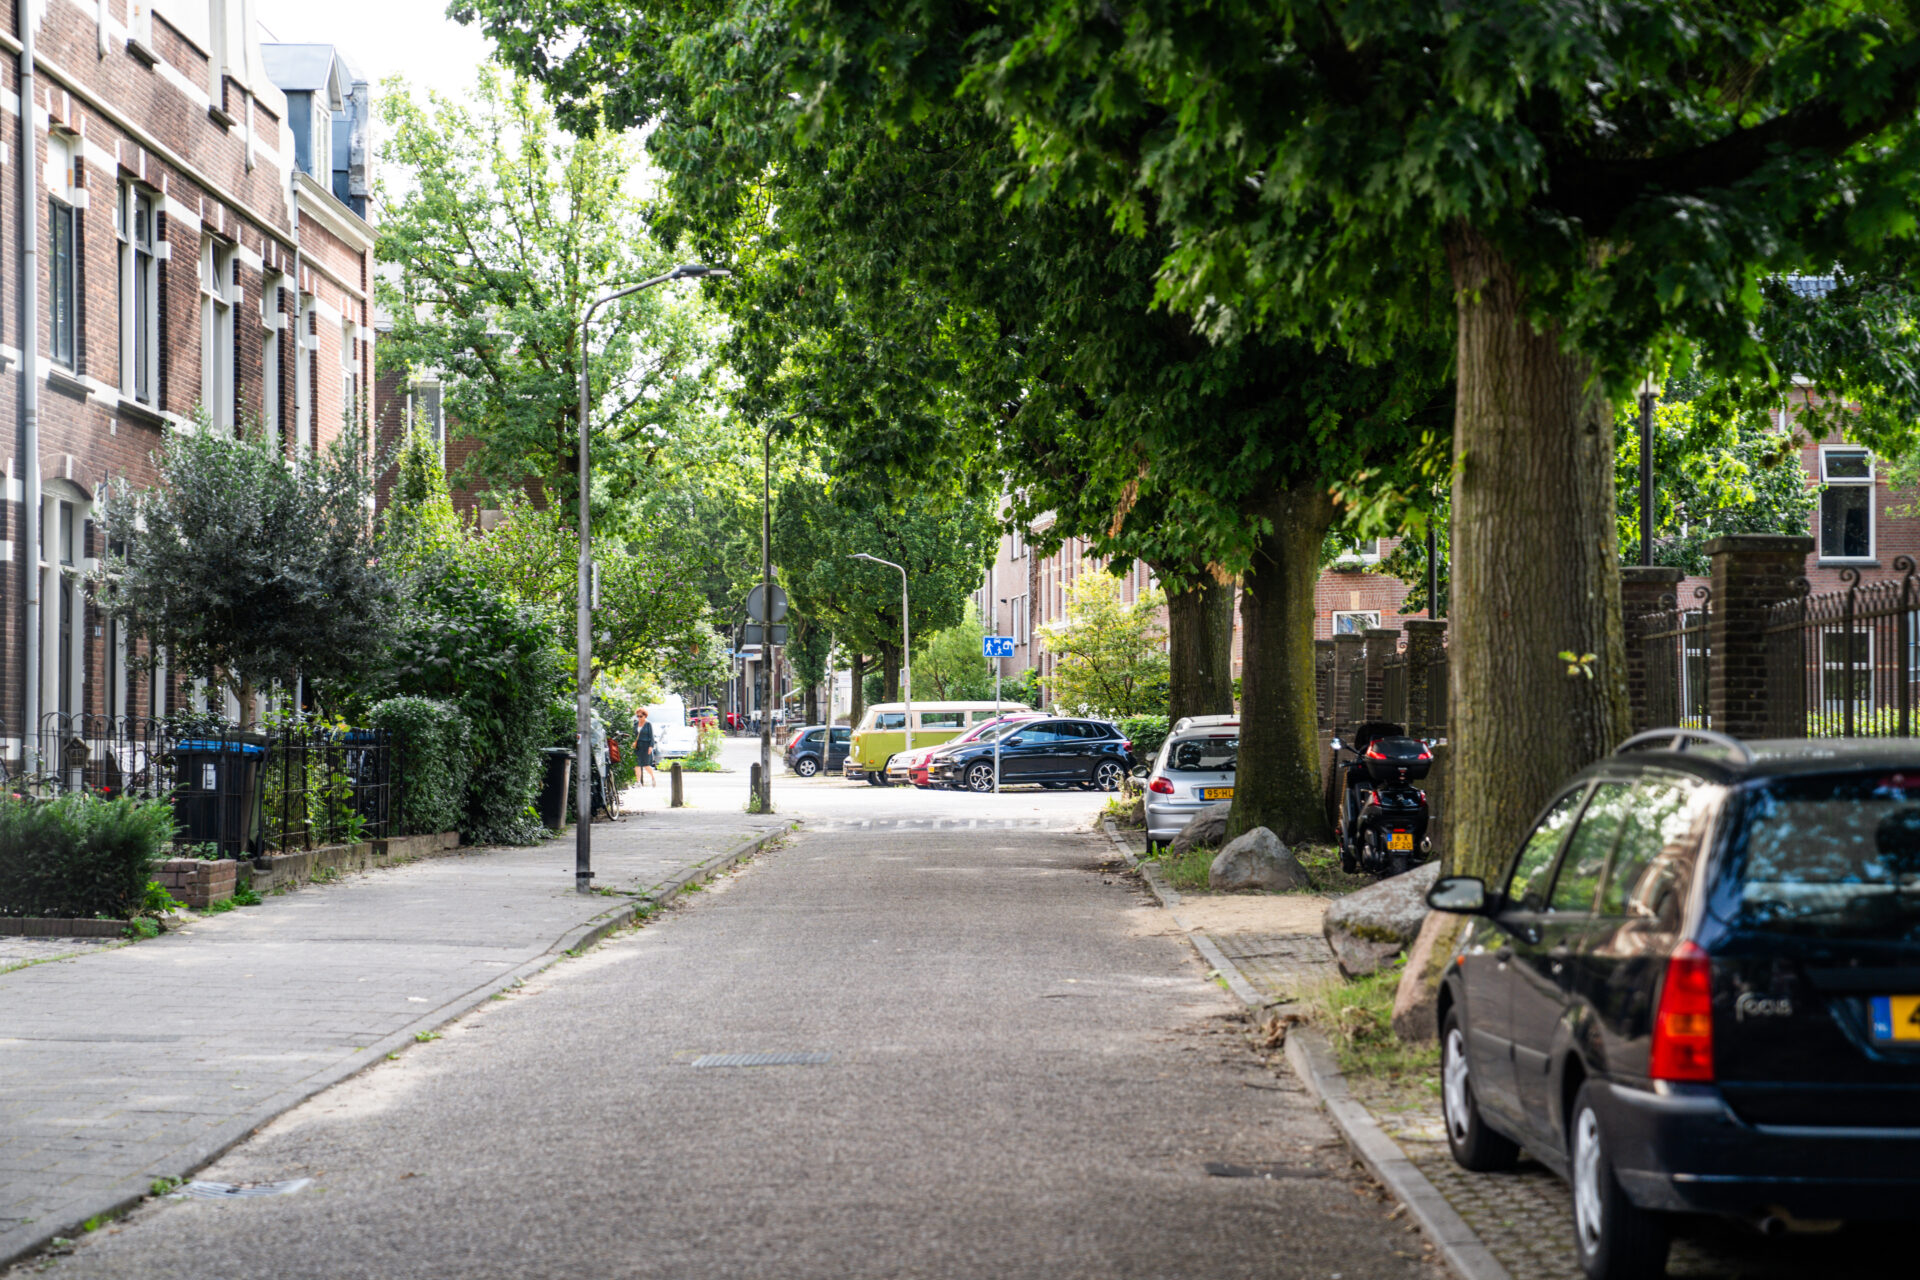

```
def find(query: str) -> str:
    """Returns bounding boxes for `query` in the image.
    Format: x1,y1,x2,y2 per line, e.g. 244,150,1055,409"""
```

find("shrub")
1118,714,1171,761
0,793,178,919
370,697,472,836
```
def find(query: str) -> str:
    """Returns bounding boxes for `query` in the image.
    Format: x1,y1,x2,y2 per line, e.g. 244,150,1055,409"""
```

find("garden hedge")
369,697,472,837
1118,714,1171,762
0,792,177,918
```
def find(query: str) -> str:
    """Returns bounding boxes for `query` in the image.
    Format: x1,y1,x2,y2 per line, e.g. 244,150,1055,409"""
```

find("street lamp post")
851,553,911,754
575,263,728,894
1638,374,1658,566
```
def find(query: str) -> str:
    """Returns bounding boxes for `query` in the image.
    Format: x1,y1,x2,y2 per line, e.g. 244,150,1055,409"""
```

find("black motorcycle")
1330,721,1434,878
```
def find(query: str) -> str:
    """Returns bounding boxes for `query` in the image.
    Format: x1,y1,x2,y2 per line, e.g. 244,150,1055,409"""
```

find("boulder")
1169,802,1232,856
1208,827,1311,892
1321,860,1441,978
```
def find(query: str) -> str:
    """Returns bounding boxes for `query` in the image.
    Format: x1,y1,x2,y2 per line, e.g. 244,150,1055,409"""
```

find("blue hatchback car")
1427,729,1920,1279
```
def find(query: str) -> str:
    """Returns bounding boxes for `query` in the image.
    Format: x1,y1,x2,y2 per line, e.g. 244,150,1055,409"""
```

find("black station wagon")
1428,729,1920,1279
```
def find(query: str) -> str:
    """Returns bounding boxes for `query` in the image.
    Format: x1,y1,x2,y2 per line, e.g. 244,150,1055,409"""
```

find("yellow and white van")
843,701,1026,784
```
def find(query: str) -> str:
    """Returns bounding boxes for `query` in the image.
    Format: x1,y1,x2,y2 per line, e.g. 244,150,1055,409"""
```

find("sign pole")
993,663,1002,794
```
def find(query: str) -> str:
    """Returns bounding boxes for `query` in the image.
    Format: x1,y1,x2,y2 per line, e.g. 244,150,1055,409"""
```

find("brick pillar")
1619,566,1684,734
1363,627,1399,723
1707,535,1813,739
1331,633,1363,735
1314,638,1335,728
1403,618,1447,736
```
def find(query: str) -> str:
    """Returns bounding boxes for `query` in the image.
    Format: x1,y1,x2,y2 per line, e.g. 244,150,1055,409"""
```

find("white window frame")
118,182,160,404
38,487,91,725
47,135,79,372
1331,535,1383,568
261,275,284,442
1332,610,1381,636
200,236,237,431
1817,445,1875,564
341,319,358,432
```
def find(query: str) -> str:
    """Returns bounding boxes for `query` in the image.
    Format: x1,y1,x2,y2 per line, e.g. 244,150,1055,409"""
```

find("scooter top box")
1361,735,1432,782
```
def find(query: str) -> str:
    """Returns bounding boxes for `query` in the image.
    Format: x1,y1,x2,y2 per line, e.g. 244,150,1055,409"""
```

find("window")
1330,535,1382,567
1167,736,1237,772
919,710,964,729
118,183,159,402
37,491,89,728
872,712,906,730
49,203,77,369
1333,610,1380,636
341,319,358,430
1819,446,1874,561
1010,526,1026,559
1549,783,1633,913
1503,788,1586,911
200,238,236,430
1011,594,1029,646
263,277,286,441
413,381,444,443
1595,779,1704,922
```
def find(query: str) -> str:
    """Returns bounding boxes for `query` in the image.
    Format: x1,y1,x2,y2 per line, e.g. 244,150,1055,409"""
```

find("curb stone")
0,822,798,1274
1099,817,1509,1280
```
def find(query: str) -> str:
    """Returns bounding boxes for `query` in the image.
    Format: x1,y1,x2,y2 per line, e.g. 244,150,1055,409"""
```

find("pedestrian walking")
634,709,659,787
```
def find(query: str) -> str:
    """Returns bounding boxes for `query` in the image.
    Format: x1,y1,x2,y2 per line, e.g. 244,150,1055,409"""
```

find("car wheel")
1088,761,1125,792
794,756,819,778
1570,1081,1668,1280
1440,1011,1520,1173
865,772,888,787
964,762,995,793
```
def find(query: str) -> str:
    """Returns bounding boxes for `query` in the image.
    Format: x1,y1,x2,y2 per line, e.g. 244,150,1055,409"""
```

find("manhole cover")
1203,1162,1326,1180
691,1052,831,1068
182,1178,312,1199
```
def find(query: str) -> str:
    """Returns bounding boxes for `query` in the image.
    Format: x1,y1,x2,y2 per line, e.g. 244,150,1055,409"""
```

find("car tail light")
1148,777,1174,794
1122,740,1132,753
1650,941,1715,1082
1417,789,1427,804
1365,789,1380,807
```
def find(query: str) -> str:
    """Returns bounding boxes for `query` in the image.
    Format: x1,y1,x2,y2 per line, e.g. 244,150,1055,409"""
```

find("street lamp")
1637,373,1659,566
851,552,912,754
575,263,729,894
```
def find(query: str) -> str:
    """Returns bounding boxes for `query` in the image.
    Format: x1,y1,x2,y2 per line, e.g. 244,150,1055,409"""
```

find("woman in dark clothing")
634,710,659,787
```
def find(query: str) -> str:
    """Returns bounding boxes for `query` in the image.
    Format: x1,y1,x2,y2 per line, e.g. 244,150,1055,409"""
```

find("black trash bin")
537,748,574,831
171,737,267,857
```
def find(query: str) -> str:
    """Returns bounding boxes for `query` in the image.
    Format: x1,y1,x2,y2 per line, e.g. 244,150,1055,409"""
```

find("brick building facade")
1,0,372,762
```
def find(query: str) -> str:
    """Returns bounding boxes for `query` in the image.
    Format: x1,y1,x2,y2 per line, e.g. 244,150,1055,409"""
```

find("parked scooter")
1330,721,1434,878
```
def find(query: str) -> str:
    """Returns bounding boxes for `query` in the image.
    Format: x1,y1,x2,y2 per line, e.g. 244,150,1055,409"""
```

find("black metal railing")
1764,560,1920,738
1383,655,1409,725
1424,650,1449,736
1638,588,1712,730
28,712,391,856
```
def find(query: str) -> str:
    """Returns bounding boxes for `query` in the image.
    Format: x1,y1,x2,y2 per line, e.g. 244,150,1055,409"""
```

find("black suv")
783,726,850,777
1427,729,1920,1278
928,718,1132,792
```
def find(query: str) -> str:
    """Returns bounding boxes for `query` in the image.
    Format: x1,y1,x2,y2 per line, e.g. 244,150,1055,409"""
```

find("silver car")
1142,721,1238,850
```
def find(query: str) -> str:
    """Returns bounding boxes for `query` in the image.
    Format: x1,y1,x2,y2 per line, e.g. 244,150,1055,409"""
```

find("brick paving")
1207,930,1338,999
0,803,782,1261
0,939,121,972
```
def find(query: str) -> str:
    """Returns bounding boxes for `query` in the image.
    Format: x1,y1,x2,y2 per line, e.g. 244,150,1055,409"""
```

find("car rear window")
1727,773,1920,938
1165,737,1236,772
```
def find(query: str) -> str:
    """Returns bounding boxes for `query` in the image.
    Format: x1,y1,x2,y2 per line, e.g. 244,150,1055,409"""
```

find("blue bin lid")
175,740,266,755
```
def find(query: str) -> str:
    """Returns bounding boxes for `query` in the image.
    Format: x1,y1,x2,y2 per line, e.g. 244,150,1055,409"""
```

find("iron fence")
1424,651,1449,736
1763,560,1920,738
1382,655,1409,725
1638,588,1712,730
27,712,391,856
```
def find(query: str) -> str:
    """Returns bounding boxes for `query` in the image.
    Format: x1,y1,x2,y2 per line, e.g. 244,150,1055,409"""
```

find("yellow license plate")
1388,831,1414,851
1871,995,1920,1042
1198,787,1234,800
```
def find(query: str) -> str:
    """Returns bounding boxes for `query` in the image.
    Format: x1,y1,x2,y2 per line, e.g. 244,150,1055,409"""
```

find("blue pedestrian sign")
983,635,1016,659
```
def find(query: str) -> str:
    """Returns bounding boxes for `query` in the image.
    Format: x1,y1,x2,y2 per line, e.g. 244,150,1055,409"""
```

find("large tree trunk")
880,641,901,702
1443,226,1630,883
235,675,257,732
1165,573,1235,724
1228,482,1336,844
848,652,866,727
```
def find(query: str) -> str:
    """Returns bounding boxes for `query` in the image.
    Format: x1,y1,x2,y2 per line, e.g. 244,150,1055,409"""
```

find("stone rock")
1321,860,1441,978
1390,910,1468,1044
1169,802,1232,856
1208,827,1310,892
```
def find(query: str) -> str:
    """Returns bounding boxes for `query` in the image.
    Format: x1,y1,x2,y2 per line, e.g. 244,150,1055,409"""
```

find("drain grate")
691,1051,832,1068
182,1179,312,1199
1203,1162,1326,1180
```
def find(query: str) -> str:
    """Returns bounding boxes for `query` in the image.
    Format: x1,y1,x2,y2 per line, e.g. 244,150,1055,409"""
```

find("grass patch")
1101,794,1145,828
1157,842,1216,892
1298,958,1440,1106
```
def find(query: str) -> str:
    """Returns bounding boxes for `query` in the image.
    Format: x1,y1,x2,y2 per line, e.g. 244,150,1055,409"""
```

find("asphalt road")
22,742,1440,1280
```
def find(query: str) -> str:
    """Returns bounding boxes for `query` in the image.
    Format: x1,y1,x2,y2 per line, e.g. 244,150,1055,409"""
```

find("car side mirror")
1427,876,1490,915
1005,737,1024,747
1130,764,1149,779
1329,737,1345,752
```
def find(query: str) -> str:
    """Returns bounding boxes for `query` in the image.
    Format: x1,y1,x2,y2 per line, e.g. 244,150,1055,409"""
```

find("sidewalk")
0,800,786,1269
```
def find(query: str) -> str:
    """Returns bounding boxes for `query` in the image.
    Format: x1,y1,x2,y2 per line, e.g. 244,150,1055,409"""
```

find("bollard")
670,763,684,808
749,762,762,812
